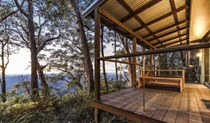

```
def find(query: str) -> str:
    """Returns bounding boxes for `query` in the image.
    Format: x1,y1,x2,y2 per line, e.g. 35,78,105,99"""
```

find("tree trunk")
100,25,108,91
114,32,118,82
1,44,6,102
121,37,132,84
28,0,39,98
180,51,186,67
37,63,50,96
69,1,94,93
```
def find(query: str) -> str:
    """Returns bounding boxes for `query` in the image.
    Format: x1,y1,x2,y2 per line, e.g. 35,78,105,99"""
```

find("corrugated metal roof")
166,40,187,48
102,0,129,20
156,26,177,37
124,0,152,11
137,28,149,37
180,28,187,35
84,0,210,49
124,18,141,30
178,21,188,28
159,32,179,41
177,10,186,20
148,16,175,32
174,0,186,9
84,0,197,49
137,0,171,23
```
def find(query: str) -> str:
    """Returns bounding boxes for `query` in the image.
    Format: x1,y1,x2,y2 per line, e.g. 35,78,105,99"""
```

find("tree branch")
38,33,61,53
5,46,10,69
38,17,49,46
12,27,30,49
0,0,26,22
14,0,28,18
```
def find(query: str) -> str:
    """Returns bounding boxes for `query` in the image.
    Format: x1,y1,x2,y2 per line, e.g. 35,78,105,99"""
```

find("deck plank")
95,84,210,123
197,84,210,122
151,91,173,121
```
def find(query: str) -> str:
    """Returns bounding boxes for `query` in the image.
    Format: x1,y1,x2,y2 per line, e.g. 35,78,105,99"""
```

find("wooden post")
133,37,137,87
158,54,160,76
143,55,146,112
120,63,122,82
94,7,101,123
182,70,185,90
150,48,153,70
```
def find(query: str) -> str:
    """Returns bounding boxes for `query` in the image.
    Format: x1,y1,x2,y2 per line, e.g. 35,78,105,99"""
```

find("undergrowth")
0,79,132,123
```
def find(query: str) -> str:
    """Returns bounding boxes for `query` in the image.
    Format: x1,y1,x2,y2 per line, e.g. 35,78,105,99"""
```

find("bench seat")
138,76,183,92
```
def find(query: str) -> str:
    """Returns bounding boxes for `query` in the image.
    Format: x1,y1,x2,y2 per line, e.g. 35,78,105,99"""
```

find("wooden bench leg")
180,79,182,92
138,78,143,88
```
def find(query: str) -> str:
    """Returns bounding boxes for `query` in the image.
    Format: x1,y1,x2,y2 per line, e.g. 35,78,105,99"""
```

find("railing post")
94,7,101,123
133,36,137,87
182,70,185,90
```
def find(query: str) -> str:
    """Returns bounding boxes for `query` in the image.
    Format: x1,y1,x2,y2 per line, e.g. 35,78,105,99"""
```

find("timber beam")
98,7,156,50
98,42,210,60
133,5,189,32
104,59,153,67
90,101,164,123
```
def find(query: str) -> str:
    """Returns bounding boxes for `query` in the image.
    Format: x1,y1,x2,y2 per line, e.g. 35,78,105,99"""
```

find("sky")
5,43,117,75
6,48,31,75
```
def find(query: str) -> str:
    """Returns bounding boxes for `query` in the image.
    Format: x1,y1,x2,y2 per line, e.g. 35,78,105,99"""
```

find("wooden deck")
91,84,210,123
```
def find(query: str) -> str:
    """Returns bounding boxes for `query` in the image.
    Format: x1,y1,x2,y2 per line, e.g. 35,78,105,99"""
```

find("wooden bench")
138,76,183,92
138,70,185,92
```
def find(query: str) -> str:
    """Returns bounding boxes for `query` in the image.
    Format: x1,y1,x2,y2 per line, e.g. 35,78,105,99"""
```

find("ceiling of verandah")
84,0,210,50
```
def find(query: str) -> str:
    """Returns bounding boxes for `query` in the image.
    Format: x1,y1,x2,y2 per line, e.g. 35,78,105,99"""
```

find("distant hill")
0,73,121,93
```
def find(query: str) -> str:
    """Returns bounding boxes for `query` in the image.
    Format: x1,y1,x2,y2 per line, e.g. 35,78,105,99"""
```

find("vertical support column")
186,51,191,66
158,54,160,76
94,7,101,123
150,48,153,70
204,48,210,82
209,48,210,83
132,37,137,87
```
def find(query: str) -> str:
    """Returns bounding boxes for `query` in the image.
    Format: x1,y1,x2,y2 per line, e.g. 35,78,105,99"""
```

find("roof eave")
82,0,106,18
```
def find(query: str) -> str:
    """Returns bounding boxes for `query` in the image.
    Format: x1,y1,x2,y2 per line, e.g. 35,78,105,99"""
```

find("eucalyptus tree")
68,0,94,93
48,36,88,93
116,34,133,84
11,0,63,98
0,20,20,102
44,0,95,93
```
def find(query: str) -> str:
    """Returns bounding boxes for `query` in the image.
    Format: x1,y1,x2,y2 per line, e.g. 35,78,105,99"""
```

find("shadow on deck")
90,84,210,123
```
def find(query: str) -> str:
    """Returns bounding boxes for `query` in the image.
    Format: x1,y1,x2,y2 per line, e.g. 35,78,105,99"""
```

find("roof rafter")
133,5,189,32
98,7,156,49
116,0,164,48
167,41,188,48
169,0,183,45
148,26,188,42
157,38,187,48
143,19,188,38
98,42,210,60
153,33,187,46
120,0,162,23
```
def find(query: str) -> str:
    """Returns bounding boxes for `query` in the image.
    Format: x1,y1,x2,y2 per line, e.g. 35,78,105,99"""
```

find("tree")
114,32,118,82
100,25,108,91
118,35,133,84
68,0,94,93
48,39,87,93
12,0,61,98
0,20,19,102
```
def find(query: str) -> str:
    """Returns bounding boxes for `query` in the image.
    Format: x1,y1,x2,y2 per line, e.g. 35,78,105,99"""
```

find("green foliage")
100,79,128,94
0,76,133,123
0,91,93,122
